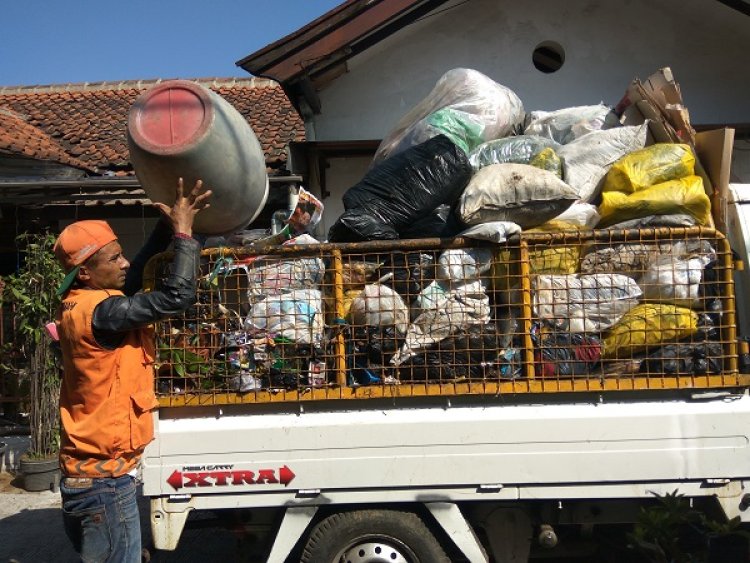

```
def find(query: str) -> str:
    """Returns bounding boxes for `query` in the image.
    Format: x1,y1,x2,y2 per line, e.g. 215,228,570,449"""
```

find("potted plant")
0,232,64,491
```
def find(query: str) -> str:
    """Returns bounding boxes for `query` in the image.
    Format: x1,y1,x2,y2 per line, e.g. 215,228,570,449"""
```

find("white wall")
306,0,749,237
319,156,372,236
59,216,159,267
311,0,750,140
734,142,750,182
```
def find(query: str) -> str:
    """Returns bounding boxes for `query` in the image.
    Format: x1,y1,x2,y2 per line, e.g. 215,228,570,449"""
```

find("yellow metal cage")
144,227,748,407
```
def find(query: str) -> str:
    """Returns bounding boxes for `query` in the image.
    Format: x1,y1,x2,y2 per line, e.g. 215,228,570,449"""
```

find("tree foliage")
0,232,64,458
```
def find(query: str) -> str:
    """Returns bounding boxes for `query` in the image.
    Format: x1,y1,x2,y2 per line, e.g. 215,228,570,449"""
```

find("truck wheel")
300,509,450,563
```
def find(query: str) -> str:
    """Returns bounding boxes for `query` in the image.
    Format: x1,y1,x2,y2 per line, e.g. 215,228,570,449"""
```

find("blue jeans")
60,475,142,563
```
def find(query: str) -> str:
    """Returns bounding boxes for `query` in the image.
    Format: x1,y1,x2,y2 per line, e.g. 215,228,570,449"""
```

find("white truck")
141,137,750,562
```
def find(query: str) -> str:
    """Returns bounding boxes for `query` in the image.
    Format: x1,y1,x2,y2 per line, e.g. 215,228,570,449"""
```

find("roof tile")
0,108,96,171
0,77,304,175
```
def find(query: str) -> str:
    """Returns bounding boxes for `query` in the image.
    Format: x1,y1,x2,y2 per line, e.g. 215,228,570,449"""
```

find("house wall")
312,0,750,139
58,216,159,266
318,156,372,237
306,0,750,229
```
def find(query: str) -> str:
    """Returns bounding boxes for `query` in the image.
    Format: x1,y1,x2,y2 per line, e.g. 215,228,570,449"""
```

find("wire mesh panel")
146,227,745,407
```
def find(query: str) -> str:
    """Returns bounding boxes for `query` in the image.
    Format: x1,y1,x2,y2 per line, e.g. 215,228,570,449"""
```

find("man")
54,178,211,563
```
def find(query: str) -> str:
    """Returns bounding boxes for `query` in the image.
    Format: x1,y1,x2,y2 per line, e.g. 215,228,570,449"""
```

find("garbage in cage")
640,255,713,307
347,325,402,385
147,225,736,399
348,284,410,336
639,341,723,376
580,242,666,278
437,248,494,284
533,273,642,333
287,188,324,235
393,279,491,365
243,245,325,299
396,323,510,382
245,288,324,346
579,238,716,282
601,303,701,360
377,253,435,301
531,325,603,378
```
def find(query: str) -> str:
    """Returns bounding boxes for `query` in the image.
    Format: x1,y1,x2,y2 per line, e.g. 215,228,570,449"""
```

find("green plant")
0,232,64,459
628,489,750,562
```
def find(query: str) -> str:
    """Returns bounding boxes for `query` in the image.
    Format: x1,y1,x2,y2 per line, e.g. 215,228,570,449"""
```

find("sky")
0,0,343,87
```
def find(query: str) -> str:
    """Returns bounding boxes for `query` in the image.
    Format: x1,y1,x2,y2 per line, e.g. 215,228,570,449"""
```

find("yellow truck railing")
145,227,747,407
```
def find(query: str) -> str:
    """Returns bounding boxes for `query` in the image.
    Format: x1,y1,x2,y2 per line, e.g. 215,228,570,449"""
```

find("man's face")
78,241,130,290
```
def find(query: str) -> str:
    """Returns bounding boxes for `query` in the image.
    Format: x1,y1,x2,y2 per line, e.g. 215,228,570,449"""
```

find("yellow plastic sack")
324,261,380,324
603,143,695,194
597,175,710,227
492,245,581,303
527,220,588,233
602,304,699,359
529,147,563,178
324,289,364,324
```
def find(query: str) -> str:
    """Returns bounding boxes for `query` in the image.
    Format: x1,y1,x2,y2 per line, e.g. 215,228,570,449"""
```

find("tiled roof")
0,107,95,172
0,77,305,176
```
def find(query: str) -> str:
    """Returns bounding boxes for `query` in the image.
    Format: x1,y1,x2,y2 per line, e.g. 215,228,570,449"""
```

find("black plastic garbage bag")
327,211,399,242
397,323,506,381
346,326,403,385
378,252,435,301
328,135,473,242
639,342,723,376
399,205,464,239
532,328,602,378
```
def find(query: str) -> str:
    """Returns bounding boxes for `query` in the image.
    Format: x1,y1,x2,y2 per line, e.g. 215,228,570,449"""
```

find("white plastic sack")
243,234,324,299
458,221,522,243
579,243,662,278
393,280,491,364
244,257,324,298
414,280,449,311
580,239,716,280
605,213,697,229
457,163,579,228
557,123,649,203
640,253,714,307
348,284,409,335
437,248,494,283
533,273,642,333
551,202,600,228
373,68,525,164
523,104,620,144
468,135,561,170
245,289,323,345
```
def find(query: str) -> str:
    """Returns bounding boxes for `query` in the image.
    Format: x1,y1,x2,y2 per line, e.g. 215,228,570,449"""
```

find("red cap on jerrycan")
127,80,268,235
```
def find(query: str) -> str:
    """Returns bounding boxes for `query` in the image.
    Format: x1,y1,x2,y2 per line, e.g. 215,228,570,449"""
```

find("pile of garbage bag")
154,67,729,392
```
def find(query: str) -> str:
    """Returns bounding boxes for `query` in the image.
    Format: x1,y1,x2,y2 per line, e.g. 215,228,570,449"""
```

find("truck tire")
300,509,451,563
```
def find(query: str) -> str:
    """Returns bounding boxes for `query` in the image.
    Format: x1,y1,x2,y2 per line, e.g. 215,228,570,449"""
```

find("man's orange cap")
54,220,117,295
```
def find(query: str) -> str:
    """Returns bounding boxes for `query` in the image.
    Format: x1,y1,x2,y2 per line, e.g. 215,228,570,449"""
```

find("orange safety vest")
58,288,158,477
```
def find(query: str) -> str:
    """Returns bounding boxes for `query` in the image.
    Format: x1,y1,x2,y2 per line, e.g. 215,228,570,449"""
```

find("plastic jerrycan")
127,80,268,235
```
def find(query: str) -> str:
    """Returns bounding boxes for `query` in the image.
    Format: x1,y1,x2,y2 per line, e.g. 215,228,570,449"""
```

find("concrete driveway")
0,471,266,563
